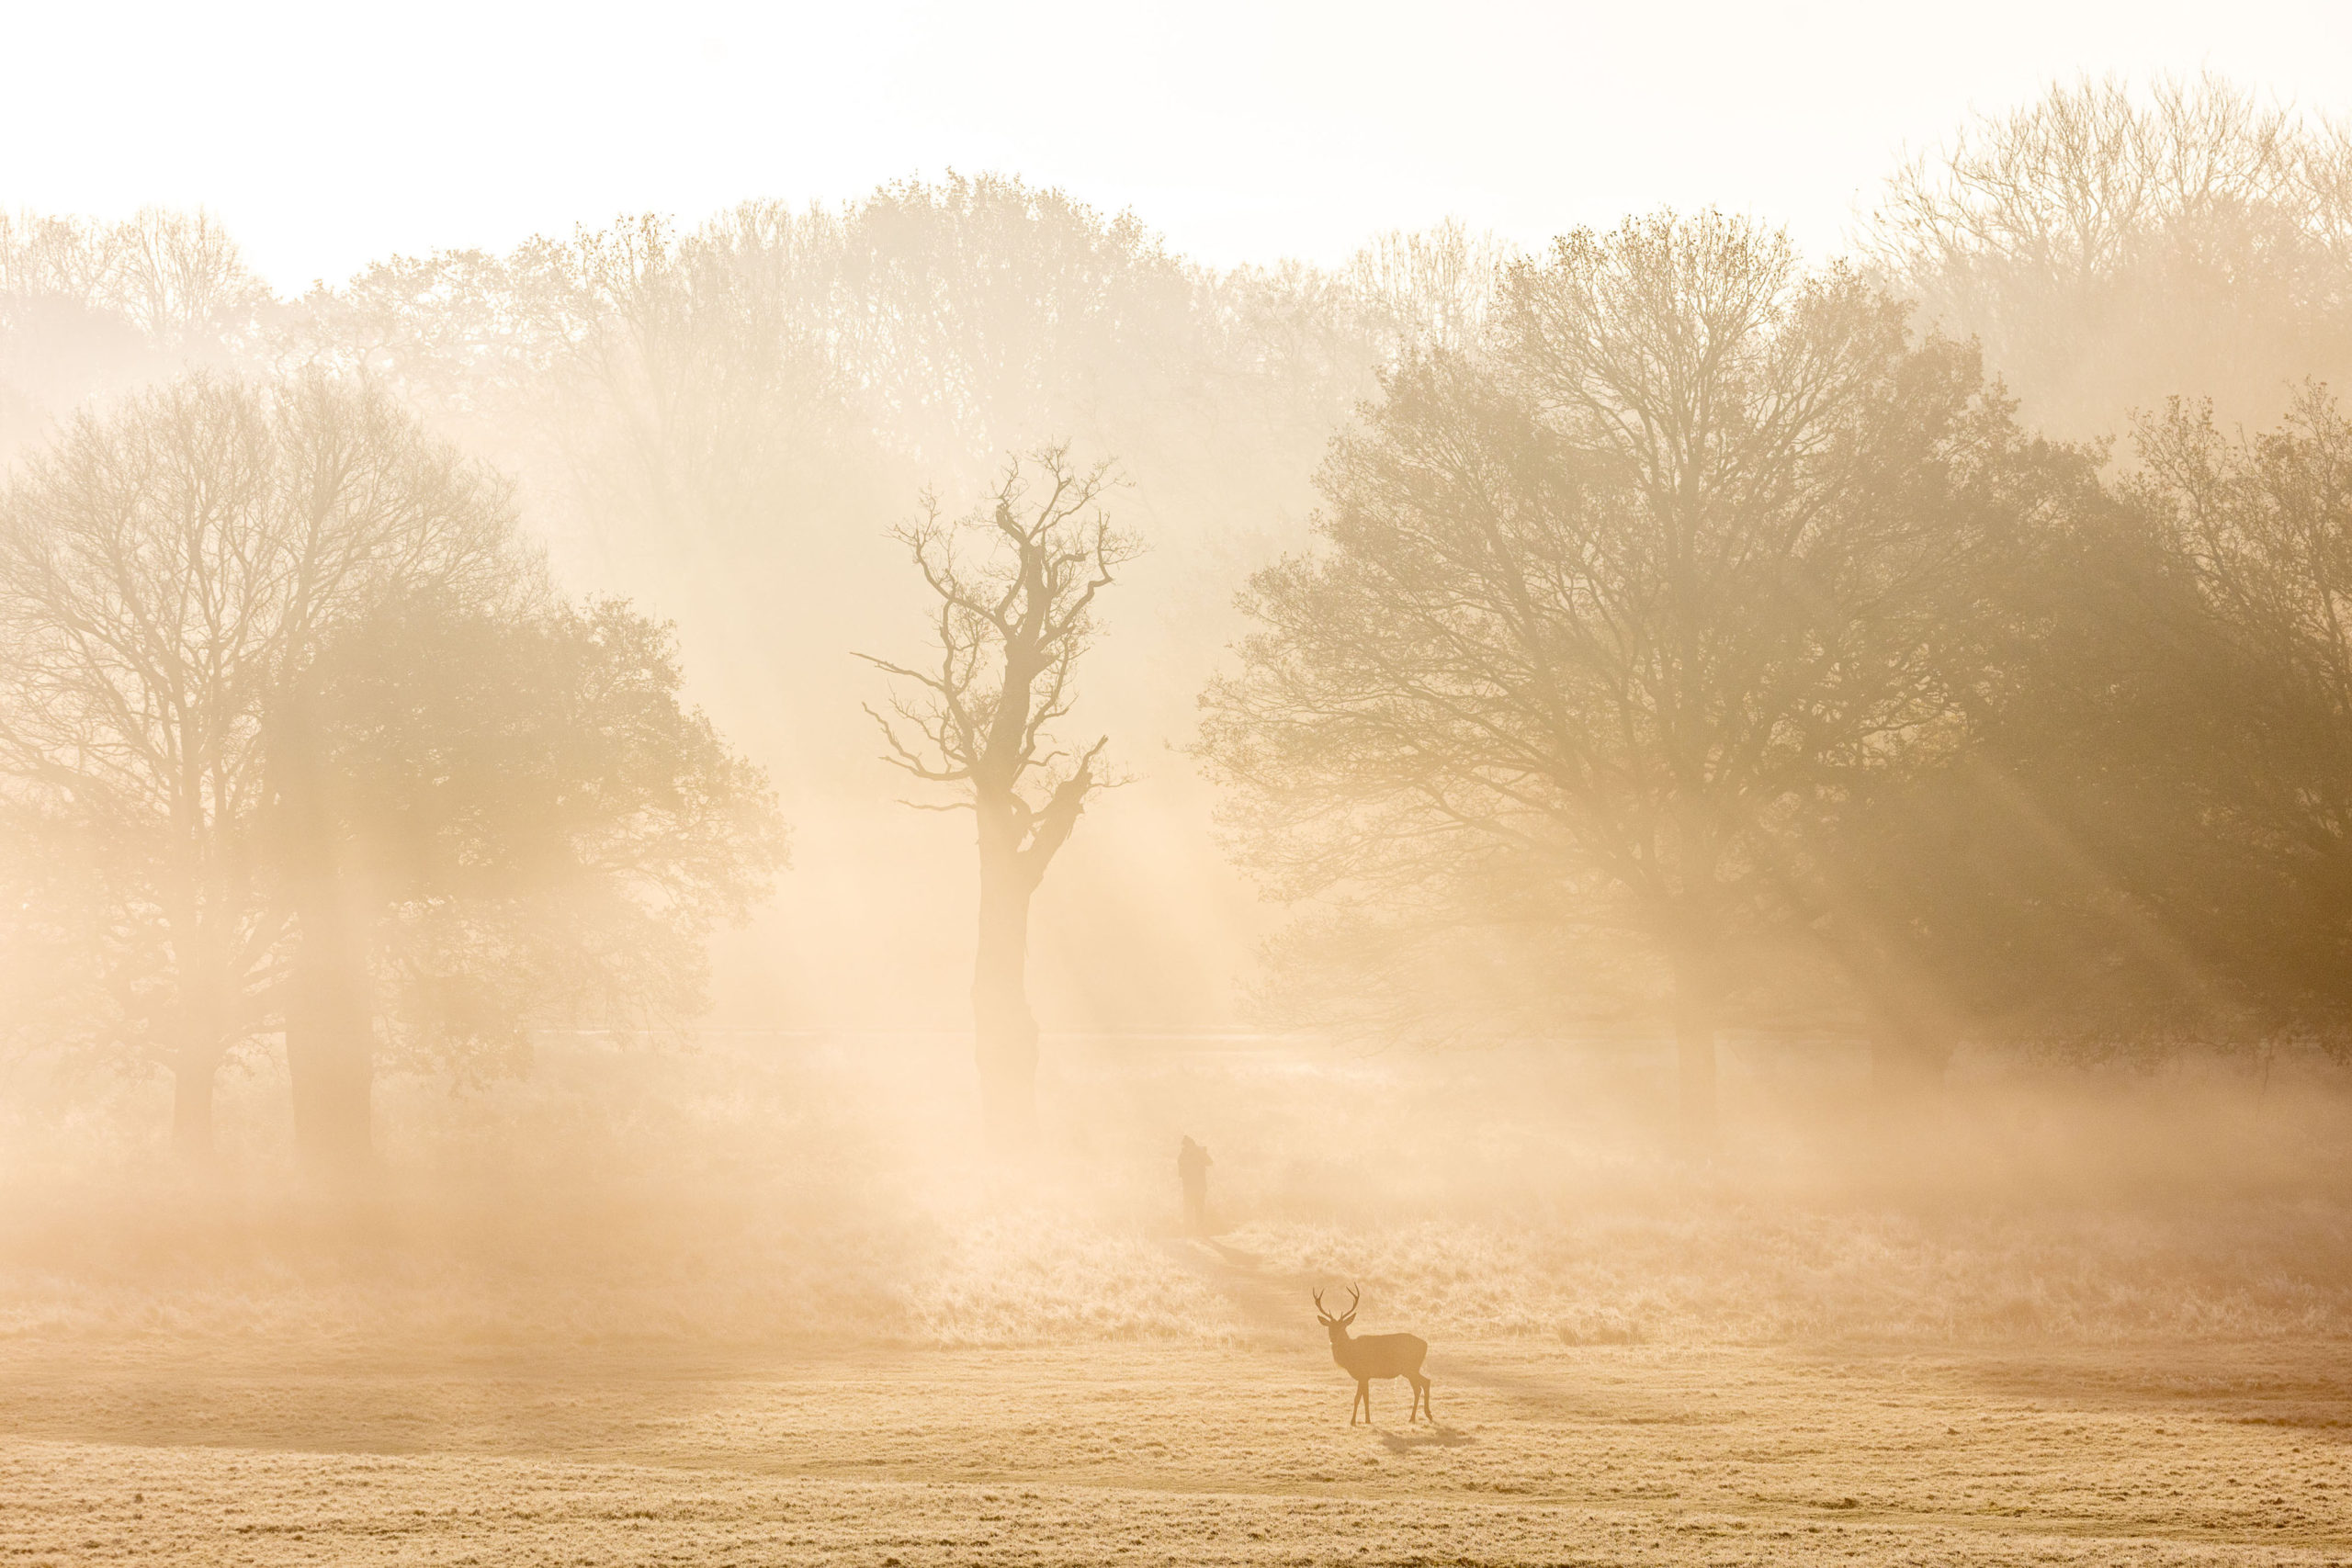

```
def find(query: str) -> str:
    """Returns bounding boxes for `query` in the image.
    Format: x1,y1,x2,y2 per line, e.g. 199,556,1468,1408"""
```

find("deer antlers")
1312,1284,1361,1325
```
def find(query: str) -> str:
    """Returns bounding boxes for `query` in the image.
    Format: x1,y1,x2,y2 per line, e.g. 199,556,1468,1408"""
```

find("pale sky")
6,0,2351,291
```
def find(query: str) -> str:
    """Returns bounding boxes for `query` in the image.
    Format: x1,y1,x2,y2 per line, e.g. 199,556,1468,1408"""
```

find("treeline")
0,176,1476,1161
1196,81,2352,1144
0,375,782,1166
1868,77,2352,440
1202,212,2352,1145
4,78,2351,1158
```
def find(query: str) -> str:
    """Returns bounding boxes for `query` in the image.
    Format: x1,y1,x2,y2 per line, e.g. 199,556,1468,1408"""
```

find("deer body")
1315,1287,1432,1424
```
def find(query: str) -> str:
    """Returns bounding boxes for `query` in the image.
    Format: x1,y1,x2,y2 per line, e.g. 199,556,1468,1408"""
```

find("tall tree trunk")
286,877,374,1175
971,855,1039,1154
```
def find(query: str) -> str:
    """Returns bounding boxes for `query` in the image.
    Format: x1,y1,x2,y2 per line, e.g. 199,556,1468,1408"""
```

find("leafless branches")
1203,213,2019,1103
1861,74,2352,435
0,207,266,345
0,372,526,1146
859,444,1136,880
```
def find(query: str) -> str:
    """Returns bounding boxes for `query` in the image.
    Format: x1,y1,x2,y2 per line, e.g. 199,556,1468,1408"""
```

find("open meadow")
3,1034,2347,1565
19,29,2352,1568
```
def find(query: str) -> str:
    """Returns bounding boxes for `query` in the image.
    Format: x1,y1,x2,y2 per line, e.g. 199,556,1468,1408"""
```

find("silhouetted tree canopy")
0,372,520,1156
1867,75,2352,439
0,371,781,1162
1204,212,2074,1134
291,591,786,1088
2120,387,2352,1034
1783,434,2260,1068
8,99,2352,1165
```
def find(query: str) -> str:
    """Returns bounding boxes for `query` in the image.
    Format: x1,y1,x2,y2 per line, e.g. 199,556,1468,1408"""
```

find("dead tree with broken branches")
861,446,1137,1151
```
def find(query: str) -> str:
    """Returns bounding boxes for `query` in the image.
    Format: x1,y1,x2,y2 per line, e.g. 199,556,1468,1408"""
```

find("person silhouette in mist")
1178,1135,1212,1235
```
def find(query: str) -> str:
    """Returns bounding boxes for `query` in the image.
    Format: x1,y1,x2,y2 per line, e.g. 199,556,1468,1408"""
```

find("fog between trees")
0,375,781,1167
6,78,2352,1163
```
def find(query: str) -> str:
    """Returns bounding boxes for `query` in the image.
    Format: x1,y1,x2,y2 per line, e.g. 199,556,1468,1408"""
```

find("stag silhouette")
1314,1285,1431,1424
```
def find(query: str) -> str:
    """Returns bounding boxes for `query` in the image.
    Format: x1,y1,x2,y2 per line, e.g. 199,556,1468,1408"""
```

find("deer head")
1312,1284,1360,1339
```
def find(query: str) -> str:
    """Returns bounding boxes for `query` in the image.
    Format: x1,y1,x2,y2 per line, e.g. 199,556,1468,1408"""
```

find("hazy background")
11,0,2351,1041
6,3,2352,1387
6,0,2350,291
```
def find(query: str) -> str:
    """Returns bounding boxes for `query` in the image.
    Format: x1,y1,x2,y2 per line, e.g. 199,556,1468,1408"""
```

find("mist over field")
6,47,2352,1567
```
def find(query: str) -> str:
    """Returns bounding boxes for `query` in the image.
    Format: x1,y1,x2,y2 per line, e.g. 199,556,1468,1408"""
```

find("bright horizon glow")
6,1,2351,289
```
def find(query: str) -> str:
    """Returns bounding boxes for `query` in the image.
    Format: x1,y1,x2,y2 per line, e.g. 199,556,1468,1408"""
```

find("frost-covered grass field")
5,1336,2350,1563
2,1033,2349,1562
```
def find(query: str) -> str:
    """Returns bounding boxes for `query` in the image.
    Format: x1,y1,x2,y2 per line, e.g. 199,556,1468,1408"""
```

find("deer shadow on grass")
1376,1425,1476,1451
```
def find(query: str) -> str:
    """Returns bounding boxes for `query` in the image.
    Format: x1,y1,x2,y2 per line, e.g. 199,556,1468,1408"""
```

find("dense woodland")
6,76,2352,1159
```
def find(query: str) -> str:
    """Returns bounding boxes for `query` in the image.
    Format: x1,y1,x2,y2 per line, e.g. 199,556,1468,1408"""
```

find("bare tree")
1204,212,2014,1148
298,592,787,1093
0,372,522,1161
0,206,264,350
3,207,270,460
1347,219,1514,361
861,446,1137,1150
1864,74,2351,438
2121,387,2352,1021
0,210,123,304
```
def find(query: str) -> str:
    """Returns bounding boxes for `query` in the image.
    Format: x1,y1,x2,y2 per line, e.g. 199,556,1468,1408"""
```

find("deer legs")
1351,1375,1437,1425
